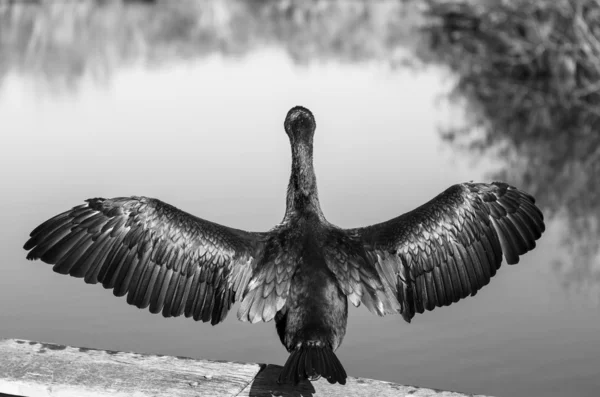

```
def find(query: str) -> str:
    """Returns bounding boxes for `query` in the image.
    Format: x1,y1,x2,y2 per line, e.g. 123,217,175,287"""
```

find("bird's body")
271,219,349,382
273,219,348,351
24,106,545,385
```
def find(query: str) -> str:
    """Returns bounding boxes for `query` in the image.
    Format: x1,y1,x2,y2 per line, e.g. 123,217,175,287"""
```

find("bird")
24,106,545,386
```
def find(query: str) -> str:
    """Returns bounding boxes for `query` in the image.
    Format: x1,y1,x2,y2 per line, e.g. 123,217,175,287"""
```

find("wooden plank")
0,339,261,397
0,339,493,397
237,364,491,397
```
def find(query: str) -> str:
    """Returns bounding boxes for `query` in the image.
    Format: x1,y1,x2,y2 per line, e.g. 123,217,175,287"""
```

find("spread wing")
347,182,545,322
24,196,266,325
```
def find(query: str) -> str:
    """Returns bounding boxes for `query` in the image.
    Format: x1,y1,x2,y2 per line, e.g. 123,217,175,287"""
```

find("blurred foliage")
0,0,423,90
1,0,599,298
419,0,600,298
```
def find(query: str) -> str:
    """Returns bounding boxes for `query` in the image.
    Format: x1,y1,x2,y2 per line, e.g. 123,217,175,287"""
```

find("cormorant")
24,106,545,385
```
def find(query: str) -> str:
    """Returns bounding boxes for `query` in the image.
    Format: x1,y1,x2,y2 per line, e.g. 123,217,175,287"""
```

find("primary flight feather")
24,106,545,385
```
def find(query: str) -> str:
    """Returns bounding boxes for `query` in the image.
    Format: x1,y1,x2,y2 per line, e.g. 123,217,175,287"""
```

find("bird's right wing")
347,182,545,322
24,196,267,325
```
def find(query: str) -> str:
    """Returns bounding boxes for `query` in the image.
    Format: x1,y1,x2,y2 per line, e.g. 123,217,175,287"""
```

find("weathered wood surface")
0,339,492,397
0,339,260,397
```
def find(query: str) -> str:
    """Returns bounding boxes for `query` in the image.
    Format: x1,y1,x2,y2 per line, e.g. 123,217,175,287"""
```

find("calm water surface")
1,3,599,397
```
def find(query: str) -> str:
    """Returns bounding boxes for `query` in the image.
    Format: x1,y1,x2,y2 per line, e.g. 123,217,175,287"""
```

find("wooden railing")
0,338,490,397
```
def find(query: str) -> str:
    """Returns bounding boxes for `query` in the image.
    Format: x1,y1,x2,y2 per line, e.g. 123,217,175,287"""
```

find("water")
1,2,599,397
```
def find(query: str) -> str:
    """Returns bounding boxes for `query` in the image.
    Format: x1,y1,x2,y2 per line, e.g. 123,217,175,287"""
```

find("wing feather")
201,283,216,323
176,273,194,317
24,196,266,325
348,182,545,322
162,271,181,317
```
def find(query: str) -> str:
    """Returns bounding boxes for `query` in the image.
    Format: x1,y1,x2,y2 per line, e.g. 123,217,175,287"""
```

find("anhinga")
24,106,545,385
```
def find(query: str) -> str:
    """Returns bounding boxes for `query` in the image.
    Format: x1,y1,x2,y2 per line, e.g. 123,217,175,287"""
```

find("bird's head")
284,106,316,145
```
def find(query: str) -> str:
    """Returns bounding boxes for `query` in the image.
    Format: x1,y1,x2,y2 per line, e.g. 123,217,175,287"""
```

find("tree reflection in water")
420,0,600,302
1,0,598,300
0,0,422,90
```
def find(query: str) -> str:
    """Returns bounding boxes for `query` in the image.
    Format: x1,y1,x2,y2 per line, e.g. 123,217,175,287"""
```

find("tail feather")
279,349,301,382
278,342,347,385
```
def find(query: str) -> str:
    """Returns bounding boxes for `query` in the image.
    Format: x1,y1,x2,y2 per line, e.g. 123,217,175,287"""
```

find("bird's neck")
284,142,324,222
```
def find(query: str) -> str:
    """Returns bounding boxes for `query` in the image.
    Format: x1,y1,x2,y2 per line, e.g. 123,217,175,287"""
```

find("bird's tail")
278,341,347,385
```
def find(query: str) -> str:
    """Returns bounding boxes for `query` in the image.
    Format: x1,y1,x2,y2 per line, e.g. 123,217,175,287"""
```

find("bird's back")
274,220,348,350
273,219,350,384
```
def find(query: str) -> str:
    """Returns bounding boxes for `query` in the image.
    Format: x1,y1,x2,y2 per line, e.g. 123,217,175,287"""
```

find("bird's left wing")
24,196,267,325
346,182,545,322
